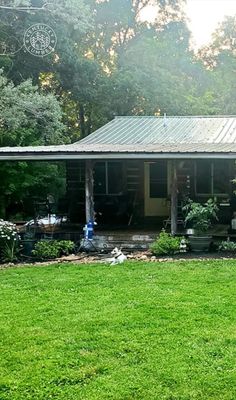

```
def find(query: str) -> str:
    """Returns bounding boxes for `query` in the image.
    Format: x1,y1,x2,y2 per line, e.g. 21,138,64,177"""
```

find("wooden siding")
66,161,85,222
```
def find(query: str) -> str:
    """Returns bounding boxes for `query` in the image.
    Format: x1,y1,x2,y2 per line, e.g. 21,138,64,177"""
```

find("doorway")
144,161,169,217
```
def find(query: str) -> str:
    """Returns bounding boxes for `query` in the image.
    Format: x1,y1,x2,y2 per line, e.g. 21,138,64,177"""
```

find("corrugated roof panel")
2,116,236,157
78,116,236,147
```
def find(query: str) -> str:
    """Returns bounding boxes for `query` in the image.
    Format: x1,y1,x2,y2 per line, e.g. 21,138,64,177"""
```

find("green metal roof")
78,116,236,147
1,116,236,160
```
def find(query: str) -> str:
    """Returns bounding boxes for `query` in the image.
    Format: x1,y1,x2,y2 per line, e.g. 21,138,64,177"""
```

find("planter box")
21,239,37,256
189,235,212,252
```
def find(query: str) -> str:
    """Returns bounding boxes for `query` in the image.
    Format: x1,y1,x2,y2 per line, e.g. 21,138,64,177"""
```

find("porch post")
85,159,94,223
171,160,178,235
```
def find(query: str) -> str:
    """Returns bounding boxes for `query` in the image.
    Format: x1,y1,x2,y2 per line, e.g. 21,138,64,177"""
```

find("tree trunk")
79,104,86,138
87,108,92,136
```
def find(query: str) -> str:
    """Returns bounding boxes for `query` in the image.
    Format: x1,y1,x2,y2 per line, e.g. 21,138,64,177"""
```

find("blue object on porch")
83,220,94,239
80,222,97,253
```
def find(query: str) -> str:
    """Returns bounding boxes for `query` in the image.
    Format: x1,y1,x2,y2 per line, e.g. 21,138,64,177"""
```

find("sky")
142,0,236,49
186,0,236,49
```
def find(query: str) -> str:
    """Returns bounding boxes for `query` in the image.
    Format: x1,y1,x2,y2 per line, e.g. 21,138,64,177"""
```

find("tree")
116,21,216,116
0,70,67,218
198,16,236,115
0,0,193,137
0,70,66,145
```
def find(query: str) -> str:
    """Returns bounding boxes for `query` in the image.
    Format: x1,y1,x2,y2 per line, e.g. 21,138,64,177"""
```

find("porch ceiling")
1,116,236,160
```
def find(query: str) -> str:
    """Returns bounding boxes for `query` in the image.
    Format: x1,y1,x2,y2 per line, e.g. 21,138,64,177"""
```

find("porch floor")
21,222,233,251
58,223,232,251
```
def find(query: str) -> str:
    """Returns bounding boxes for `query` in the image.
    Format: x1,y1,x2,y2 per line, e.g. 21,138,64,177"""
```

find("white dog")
110,247,127,265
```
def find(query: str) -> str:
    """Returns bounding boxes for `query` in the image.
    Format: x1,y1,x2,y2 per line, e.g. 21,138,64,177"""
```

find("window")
149,161,167,198
94,161,124,195
94,163,106,194
196,160,212,194
195,160,229,195
214,161,229,194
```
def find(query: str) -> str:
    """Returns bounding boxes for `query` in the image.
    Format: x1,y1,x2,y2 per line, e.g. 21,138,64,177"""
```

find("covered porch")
69,157,235,235
1,116,236,242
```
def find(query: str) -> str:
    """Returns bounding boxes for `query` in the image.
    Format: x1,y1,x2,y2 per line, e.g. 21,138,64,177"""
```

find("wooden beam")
171,160,178,235
85,160,94,223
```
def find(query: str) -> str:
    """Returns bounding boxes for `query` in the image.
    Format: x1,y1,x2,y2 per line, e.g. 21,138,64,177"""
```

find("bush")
56,240,75,256
0,220,19,262
32,240,75,260
218,241,236,252
150,230,183,256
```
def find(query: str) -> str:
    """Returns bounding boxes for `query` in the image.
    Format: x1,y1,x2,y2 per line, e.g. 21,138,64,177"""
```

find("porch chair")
163,200,186,230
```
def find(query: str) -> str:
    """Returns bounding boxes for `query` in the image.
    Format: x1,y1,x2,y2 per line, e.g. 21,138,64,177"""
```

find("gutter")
0,152,236,161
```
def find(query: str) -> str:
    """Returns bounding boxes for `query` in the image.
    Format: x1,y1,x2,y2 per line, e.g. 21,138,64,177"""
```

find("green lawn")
0,261,236,400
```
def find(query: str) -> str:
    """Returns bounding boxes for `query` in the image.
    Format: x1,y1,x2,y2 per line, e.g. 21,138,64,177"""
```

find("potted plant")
183,199,218,252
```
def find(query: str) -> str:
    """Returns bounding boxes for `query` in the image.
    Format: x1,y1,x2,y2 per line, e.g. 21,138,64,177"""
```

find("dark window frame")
195,160,229,197
94,161,124,195
149,161,168,199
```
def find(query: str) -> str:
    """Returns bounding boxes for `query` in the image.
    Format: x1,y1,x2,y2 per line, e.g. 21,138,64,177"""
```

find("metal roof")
77,116,236,146
1,116,236,160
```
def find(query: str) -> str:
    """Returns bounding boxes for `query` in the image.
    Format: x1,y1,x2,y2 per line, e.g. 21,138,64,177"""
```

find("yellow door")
144,162,169,217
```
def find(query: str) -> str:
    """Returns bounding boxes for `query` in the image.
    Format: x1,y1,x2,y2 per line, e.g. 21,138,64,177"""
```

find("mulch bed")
0,251,236,270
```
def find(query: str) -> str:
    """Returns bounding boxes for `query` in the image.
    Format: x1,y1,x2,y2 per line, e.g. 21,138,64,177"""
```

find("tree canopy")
0,71,66,146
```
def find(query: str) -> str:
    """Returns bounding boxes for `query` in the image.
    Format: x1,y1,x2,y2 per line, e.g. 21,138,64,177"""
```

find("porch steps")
92,232,157,251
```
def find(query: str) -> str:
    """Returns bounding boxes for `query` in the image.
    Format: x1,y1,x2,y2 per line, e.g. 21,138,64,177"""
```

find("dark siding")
66,161,85,223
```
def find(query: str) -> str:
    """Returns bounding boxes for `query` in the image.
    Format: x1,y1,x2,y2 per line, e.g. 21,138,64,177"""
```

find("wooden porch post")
171,160,178,235
85,159,94,223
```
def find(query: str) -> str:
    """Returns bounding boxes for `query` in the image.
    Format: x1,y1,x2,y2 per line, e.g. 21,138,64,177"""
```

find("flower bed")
0,220,19,262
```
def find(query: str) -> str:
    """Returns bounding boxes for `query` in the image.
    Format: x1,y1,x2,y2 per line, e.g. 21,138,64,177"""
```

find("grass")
0,260,236,400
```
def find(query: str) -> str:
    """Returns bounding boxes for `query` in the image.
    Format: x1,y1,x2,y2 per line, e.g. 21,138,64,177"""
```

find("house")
0,115,236,234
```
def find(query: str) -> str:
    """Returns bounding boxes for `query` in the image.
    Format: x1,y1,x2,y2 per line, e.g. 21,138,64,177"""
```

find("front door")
144,161,169,217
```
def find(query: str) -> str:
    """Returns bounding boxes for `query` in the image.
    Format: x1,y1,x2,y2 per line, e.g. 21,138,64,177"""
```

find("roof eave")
0,151,236,161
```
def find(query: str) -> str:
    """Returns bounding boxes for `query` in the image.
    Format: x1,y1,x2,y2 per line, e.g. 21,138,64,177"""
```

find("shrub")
0,220,19,262
150,230,183,256
32,240,74,260
218,241,236,252
57,240,75,256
